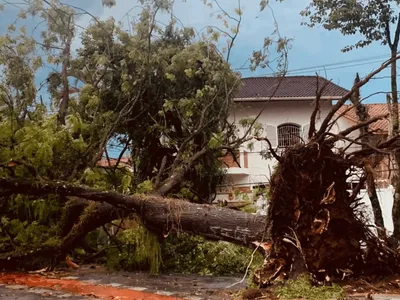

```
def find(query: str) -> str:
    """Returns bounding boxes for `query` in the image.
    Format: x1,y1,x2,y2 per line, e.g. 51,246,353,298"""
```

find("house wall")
217,99,362,202
334,115,360,153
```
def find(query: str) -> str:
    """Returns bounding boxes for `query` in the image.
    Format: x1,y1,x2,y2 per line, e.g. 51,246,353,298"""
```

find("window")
278,123,301,148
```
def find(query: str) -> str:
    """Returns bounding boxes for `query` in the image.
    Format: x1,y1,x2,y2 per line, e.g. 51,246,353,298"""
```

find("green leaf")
165,73,176,81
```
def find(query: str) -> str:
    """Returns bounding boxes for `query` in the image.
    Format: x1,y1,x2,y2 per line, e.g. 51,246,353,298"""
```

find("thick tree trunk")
0,178,267,248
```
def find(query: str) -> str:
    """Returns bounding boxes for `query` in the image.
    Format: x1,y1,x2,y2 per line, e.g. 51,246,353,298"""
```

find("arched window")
278,123,301,148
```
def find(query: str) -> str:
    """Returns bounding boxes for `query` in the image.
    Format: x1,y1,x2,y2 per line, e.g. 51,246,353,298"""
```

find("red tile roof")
336,104,394,133
97,157,131,168
235,76,349,100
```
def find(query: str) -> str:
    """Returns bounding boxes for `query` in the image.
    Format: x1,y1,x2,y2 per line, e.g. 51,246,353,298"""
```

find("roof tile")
336,104,395,133
97,157,131,168
236,76,349,99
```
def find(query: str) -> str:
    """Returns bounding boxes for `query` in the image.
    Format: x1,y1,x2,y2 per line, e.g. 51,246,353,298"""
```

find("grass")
274,274,345,300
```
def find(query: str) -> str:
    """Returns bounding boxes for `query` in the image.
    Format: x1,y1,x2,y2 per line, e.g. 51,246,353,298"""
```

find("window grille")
277,124,301,148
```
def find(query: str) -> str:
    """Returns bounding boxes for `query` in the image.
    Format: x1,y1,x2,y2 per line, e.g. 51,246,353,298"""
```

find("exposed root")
254,143,400,287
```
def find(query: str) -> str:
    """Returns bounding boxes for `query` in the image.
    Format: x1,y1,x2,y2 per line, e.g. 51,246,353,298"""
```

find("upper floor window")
277,123,301,148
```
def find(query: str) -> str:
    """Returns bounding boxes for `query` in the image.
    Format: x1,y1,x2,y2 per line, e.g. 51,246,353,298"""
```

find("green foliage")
275,275,344,300
161,233,263,276
136,179,153,194
106,221,162,274
301,0,399,51
5,218,60,251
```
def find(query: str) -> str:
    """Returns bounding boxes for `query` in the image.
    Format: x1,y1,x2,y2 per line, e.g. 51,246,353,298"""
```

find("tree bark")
0,178,267,247
390,47,400,240
57,22,73,126
392,153,400,240
366,167,386,237
59,197,88,236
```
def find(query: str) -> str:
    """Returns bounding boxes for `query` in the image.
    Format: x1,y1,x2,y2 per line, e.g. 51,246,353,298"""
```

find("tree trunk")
57,29,72,126
390,48,400,240
0,177,267,250
392,152,400,240
366,167,386,237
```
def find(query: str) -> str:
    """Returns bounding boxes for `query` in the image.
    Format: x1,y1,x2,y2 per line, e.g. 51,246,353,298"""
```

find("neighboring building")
97,157,133,172
216,76,391,202
337,103,398,188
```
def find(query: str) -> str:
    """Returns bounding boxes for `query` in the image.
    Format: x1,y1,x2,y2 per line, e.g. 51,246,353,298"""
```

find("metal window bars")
277,124,301,148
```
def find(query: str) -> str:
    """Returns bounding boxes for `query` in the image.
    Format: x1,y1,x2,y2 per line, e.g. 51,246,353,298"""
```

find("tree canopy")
301,0,400,52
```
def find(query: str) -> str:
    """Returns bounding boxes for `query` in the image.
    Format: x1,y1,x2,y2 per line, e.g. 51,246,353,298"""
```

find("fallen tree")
0,177,267,270
2,64,400,285
3,61,400,283
0,177,267,245
2,0,400,287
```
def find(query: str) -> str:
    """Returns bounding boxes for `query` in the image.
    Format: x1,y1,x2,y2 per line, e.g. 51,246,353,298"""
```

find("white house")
216,76,362,201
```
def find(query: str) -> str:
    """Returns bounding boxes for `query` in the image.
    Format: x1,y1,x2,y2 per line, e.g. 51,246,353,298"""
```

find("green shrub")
161,233,263,276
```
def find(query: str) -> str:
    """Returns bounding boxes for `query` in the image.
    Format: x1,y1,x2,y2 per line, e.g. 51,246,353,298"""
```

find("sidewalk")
0,273,184,300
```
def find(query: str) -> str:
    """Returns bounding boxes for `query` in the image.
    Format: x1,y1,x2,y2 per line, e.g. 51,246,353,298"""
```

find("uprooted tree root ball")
254,142,400,287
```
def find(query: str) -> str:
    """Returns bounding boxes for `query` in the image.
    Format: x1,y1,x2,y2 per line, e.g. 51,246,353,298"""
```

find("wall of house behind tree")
216,99,362,201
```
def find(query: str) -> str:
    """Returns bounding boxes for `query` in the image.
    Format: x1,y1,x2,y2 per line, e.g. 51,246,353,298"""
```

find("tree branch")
337,114,388,137
156,147,209,196
254,137,282,162
317,55,400,139
309,75,329,139
325,132,389,155
154,155,167,189
349,135,400,158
